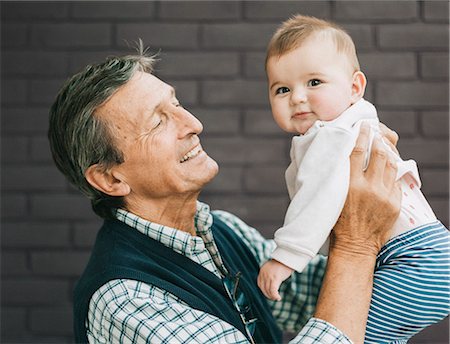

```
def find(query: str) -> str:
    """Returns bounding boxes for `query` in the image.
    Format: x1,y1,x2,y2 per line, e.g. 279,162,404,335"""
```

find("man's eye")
275,87,290,95
153,119,162,129
308,79,322,87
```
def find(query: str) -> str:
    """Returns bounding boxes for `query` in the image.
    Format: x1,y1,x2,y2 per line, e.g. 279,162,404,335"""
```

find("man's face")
95,71,219,202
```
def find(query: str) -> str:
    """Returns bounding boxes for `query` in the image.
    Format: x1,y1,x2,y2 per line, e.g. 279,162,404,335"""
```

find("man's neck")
124,195,199,236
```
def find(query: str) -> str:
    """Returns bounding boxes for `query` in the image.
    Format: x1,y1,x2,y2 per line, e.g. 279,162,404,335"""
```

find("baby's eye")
275,87,290,95
307,79,322,87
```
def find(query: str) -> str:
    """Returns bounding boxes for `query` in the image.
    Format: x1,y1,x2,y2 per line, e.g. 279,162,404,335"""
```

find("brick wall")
1,1,448,342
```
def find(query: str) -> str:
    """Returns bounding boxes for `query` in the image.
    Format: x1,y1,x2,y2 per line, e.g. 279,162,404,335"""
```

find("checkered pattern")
87,202,351,343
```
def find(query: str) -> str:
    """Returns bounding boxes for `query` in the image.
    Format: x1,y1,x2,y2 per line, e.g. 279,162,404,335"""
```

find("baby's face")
267,35,357,134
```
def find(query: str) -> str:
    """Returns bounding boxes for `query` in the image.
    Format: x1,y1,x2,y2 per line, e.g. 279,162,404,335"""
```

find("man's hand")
331,122,402,257
314,122,402,343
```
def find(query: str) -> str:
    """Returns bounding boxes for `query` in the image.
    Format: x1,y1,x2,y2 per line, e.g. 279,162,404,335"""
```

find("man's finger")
383,156,398,189
379,123,399,156
365,136,387,182
350,122,371,177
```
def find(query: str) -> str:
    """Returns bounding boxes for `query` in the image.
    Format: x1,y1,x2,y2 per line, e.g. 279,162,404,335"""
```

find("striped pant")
365,221,450,344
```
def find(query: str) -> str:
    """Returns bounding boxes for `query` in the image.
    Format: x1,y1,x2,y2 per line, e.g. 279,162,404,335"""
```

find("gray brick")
1,79,27,105
31,251,90,276
72,1,155,18
1,2,69,19
2,51,68,77
202,80,268,106
159,1,240,20
74,221,103,247
341,24,374,51
30,136,53,162
30,307,72,335
157,52,239,78
423,0,449,22
420,111,449,138
1,252,29,276
377,110,416,137
398,139,448,166
244,52,266,78
244,1,330,20
421,169,449,196
1,137,28,163
1,22,27,47
428,198,449,226
2,279,69,305
190,108,240,135
31,23,111,48
202,23,277,49
169,80,198,106
206,195,288,223
245,138,288,164
410,317,449,344
204,137,287,164
201,137,247,164
3,165,66,191
379,24,449,49
30,79,66,106
1,107,50,133
363,83,375,102
244,166,287,193
203,167,242,193
1,194,27,219
359,53,416,79
335,1,418,21
376,81,448,107
420,53,449,79
244,109,285,136
1,308,27,336
68,49,124,74
117,24,199,49
2,222,70,248
31,194,95,220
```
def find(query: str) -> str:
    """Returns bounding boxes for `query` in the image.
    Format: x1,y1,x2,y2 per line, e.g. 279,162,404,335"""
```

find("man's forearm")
314,249,376,343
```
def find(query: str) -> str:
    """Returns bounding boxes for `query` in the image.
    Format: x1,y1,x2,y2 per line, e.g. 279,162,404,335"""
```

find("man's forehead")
100,72,174,113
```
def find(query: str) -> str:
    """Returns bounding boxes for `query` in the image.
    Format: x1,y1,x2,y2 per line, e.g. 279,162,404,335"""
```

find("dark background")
1,1,448,343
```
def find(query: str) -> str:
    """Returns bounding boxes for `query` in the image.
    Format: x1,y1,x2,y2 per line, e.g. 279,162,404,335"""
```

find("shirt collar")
115,201,217,258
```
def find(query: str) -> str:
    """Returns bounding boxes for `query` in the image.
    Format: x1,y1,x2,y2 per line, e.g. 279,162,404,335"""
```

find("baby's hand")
257,260,294,301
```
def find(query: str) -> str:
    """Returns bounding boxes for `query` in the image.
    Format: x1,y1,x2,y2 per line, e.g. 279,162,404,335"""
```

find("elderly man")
49,51,400,344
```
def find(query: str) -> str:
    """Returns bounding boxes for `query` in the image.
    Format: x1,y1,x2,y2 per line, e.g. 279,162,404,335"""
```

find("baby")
258,15,450,343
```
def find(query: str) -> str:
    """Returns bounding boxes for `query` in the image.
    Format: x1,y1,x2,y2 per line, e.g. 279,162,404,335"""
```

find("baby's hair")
266,14,360,72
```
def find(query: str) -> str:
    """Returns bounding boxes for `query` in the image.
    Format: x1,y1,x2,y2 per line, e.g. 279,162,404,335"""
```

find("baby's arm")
257,259,294,301
272,126,357,272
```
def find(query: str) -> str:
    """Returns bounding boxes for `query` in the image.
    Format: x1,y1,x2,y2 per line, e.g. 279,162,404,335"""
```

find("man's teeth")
180,147,201,163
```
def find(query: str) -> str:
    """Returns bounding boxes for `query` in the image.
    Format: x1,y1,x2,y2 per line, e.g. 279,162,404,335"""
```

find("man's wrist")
314,243,377,343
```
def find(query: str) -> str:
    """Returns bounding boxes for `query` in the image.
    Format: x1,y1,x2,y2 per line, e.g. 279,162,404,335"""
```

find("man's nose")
175,107,203,137
290,88,307,105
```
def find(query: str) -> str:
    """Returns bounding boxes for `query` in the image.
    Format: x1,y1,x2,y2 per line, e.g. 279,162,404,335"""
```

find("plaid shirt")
86,202,351,343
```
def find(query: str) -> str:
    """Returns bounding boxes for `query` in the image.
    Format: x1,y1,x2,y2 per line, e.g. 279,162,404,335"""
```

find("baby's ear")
351,71,367,103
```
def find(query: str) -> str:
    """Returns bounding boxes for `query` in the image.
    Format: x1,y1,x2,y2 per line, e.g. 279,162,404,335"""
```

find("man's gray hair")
48,44,157,219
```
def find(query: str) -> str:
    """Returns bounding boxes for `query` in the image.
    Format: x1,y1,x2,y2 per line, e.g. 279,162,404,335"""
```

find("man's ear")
85,164,130,197
350,71,367,103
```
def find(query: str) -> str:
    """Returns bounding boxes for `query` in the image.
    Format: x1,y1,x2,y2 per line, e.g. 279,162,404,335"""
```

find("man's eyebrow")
150,86,177,114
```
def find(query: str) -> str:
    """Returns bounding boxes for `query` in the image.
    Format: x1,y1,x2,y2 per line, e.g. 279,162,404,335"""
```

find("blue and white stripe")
365,221,450,344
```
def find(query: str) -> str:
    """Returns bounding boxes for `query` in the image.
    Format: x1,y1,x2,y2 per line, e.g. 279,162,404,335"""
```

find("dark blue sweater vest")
73,214,282,343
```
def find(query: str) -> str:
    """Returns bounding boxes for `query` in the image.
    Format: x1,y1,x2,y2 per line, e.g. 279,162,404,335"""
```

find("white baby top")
272,99,436,272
